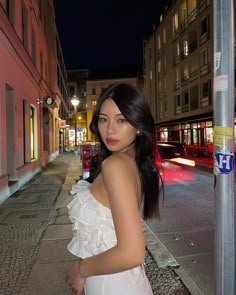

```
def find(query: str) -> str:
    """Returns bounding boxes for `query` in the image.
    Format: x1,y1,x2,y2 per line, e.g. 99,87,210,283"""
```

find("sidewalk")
0,153,206,295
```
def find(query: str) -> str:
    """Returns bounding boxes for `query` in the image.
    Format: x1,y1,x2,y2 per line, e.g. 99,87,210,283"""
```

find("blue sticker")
214,150,234,174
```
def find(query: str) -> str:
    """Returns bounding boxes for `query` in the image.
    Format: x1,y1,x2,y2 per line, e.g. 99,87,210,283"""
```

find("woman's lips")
106,138,119,145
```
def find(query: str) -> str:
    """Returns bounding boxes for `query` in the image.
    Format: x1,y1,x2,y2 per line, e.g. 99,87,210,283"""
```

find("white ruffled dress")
67,180,153,295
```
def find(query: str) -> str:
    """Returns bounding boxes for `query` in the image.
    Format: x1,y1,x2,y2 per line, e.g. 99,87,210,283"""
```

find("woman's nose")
107,121,116,133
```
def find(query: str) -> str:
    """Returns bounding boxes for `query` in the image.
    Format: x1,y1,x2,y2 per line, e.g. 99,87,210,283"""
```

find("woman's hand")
66,260,87,295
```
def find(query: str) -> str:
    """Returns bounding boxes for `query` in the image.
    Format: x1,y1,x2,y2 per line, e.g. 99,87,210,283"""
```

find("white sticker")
214,75,228,92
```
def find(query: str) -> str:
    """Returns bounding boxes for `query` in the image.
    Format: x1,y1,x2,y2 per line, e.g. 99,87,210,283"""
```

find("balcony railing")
200,63,211,76
198,0,209,15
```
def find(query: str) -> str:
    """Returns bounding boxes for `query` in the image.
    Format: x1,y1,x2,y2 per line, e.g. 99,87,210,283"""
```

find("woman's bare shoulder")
102,153,136,174
101,153,140,192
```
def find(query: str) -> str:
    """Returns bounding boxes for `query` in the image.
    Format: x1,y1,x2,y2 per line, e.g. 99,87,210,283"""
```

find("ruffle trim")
67,180,117,258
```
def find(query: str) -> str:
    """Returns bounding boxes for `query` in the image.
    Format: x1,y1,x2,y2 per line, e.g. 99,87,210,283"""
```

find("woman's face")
98,98,137,153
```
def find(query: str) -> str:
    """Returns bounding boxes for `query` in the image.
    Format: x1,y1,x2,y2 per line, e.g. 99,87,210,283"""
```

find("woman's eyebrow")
99,112,123,117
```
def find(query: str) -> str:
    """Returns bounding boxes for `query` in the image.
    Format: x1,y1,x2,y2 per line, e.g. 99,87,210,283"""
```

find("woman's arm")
79,153,145,277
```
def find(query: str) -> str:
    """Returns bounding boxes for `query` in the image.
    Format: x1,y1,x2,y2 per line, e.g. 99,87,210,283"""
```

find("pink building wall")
0,0,65,202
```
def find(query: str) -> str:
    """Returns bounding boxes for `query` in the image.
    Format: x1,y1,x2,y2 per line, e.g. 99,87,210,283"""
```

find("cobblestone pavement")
145,250,190,295
0,153,191,295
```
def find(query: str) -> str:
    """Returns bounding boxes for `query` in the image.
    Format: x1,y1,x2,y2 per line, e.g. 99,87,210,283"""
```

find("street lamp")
71,96,80,154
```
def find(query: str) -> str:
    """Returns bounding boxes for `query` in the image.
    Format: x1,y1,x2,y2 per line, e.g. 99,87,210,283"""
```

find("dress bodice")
67,180,117,258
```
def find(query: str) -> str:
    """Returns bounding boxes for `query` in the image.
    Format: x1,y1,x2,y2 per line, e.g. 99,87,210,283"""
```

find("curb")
143,222,205,295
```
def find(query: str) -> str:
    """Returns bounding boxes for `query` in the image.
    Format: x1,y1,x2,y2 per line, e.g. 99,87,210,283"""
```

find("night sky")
53,1,168,71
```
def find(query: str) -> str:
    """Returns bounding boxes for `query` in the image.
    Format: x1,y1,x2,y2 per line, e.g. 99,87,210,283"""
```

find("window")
176,94,181,106
200,48,209,67
188,0,197,17
183,40,189,56
174,94,181,114
190,86,199,110
183,92,189,105
175,42,180,57
200,48,210,75
183,66,189,79
163,28,166,44
180,0,187,27
149,70,152,80
175,68,180,88
164,101,167,113
23,100,27,163
159,100,163,112
39,0,43,20
201,17,208,35
91,100,97,107
31,29,36,66
182,91,189,112
201,80,212,107
202,80,210,97
200,16,210,44
30,106,37,160
6,0,14,25
92,88,96,95
188,30,197,53
157,60,161,73
158,80,161,92
157,34,161,49
40,50,43,77
173,12,179,32
21,4,28,49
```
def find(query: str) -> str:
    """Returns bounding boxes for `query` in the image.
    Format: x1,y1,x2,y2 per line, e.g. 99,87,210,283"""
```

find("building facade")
67,69,89,149
144,0,236,154
0,0,67,202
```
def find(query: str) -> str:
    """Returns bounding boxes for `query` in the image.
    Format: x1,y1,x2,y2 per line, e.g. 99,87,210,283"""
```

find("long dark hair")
90,83,162,219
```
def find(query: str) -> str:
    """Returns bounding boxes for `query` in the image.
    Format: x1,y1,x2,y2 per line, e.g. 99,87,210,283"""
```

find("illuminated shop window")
30,106,36,160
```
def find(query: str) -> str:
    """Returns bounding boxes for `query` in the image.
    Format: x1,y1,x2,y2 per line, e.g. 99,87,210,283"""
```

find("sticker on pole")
214,150,234,174
214,75,228,92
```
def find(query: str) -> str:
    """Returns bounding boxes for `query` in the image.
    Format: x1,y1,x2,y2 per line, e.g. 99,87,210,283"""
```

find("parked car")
156,141,195,184
157,141,186,159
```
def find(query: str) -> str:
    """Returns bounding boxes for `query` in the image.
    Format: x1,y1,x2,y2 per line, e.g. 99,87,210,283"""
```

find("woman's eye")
118,118,127,123
98,117,107,122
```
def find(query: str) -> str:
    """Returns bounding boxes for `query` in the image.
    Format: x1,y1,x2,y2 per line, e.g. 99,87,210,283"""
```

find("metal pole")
74,105,77,148
213,0,235,294
74,105,78,156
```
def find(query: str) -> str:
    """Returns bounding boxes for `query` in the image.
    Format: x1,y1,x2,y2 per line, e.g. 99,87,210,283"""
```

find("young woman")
66,83,162,295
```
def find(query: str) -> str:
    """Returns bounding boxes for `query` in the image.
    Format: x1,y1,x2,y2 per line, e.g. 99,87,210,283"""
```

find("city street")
1,1,235,294
0,152,233,295
0,153,189,295
146,166,216,295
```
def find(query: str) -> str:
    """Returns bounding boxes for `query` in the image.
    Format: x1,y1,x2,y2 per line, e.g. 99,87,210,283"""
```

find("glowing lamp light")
71,98,80,107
